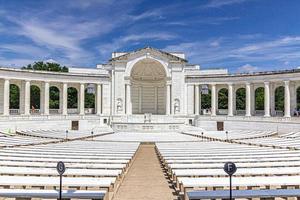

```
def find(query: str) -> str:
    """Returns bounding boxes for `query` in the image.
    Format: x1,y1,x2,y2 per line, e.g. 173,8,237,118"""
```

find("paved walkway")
112,144,178,200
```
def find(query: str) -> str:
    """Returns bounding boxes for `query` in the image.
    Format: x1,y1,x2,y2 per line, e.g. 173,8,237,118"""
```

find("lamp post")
226,131,228,141
65,130,68,140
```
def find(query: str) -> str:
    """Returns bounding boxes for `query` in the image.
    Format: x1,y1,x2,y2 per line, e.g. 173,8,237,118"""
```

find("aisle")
112,144,177,200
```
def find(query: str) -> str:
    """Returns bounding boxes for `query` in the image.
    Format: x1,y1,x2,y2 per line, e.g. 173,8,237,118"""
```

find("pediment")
109,46,187,63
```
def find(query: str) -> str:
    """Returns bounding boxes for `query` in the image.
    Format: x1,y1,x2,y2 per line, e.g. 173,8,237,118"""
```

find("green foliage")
236,88,246,110
30,85,40,109
85,90,95,108
68,87,78,108
201,89,211,109
22,61,68,72
255,87,264,110
275,86,284,111
218,88,228,109
9,84,19,109
49,86,60,109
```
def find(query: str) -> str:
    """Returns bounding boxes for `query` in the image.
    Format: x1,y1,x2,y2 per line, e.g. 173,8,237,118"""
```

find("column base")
264,114,271,117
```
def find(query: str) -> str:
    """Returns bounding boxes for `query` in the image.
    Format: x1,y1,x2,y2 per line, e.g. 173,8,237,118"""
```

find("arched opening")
30,85,40,114
297,87,300,110
236,88,246,115
201,88,211,115
275,86,284,116
130,58,166,114
255,87,264,115
9,84,20,115
218,88,228,115
49,86,60,114
68,87,78,114
85,84,95,114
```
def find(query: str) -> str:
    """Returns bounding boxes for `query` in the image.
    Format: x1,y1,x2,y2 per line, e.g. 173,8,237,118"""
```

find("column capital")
245,82,251,86
284,80,290,85
264,81,270,85
227,83,233,86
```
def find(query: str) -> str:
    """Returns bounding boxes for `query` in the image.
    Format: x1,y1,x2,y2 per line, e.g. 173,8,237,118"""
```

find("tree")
9,84,20,109
22,61,68,72
201,89,211,109
275,86,284,111
255,87,264,110
236,88,246,110
218,88,228,109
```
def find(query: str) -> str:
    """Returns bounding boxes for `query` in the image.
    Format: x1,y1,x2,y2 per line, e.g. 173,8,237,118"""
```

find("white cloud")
0,57,35,67
98,32,177,59
237,64,259,73
204,0,249,8
209,39,221,47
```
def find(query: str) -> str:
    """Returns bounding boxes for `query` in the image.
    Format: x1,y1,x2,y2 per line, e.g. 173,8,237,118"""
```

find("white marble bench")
172,166,300,177
0,167,122,177
188,189,300,200
0,176,115,188
0,189,106,199
0,161,126,169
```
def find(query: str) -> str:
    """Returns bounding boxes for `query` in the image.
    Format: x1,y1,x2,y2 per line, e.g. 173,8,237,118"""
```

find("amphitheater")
1,47,300,200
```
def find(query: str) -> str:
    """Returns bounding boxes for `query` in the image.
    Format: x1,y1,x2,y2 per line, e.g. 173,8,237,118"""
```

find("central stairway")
112,144,178,200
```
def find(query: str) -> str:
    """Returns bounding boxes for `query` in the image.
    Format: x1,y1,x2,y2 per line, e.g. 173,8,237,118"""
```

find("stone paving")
112,144,178,200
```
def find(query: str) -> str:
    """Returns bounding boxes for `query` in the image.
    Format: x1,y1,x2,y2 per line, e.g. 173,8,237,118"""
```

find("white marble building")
1,47,300,132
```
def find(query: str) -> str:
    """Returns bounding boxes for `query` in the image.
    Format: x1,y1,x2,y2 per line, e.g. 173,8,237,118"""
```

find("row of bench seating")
156,135,300,200
0,132,140,200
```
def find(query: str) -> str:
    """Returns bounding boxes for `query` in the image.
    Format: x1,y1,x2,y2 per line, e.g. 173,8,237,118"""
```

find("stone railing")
217,109,228,115
67,108,78,114
9,109,20,115
236,110,246,115
30,109,40,115
49,109,60,114
84,108,95,114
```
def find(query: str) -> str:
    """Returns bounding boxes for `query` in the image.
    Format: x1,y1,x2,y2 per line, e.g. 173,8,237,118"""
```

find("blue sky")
0,0,300,73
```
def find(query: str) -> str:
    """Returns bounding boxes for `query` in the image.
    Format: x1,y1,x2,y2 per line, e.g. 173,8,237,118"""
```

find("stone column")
228,83,234,116
211,84,216,116
126,83,132,114
44,82,49,115
245,82,251,117
96,84,102,115
284,80,291,117
264,82,270,117
138,86,142,113
24,80,30,115
154,87,158,113
79,83,85,115
195,85,199,115
3,79,10,116
166,84,171,115
62,83,68,115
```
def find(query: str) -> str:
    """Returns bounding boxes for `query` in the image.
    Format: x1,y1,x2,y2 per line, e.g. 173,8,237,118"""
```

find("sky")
0,0,300,73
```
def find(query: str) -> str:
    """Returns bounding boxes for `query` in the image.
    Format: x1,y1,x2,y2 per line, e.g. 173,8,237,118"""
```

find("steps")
112,144,178,200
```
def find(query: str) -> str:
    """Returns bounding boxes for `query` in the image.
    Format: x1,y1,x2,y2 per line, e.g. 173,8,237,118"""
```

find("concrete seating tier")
0,138,140,200
183,130,277,140
156,140,300,199
236,137,300,149
17,128,113,139
0,132,59,147
94,132,199,142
